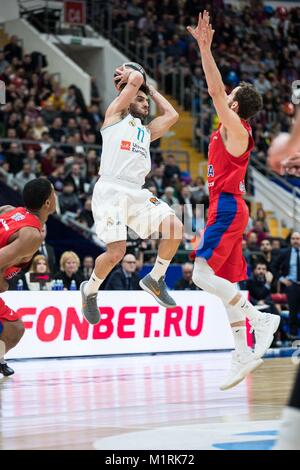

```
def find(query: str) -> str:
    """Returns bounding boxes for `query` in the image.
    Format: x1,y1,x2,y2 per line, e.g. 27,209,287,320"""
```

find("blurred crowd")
105,0,299,168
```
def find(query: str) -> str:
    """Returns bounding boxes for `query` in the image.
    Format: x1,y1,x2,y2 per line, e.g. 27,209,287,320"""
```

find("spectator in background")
149,165,166,197
65,163,85,196
47,86,65,111
54,251,84,290
82,256,94,281
88,104,103,129
25,149,40,174
248,220,269,245
247,232,259,252
58,181,81,215
24,255,53,291
104,254,142,291
5,142,24,175
242,239,251,266
32,116,49,141
258,239,279,282
15,162,36,192
37,224,56,273
272,238,282,254
244,262,281,318
41,146,57,176
174,262,200,290
3,35,23,62
189,176,208,206
79,197,94,228
49,117,65,142
48,165,65,193
0,50,9,74
255,208,270,233
253,73,272,95
0,162,17,190
276,232,300,339
161,186,179,210
164,155,181,185
41,101,57,126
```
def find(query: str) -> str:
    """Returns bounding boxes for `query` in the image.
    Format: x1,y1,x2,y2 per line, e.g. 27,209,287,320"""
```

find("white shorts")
92,178,175,244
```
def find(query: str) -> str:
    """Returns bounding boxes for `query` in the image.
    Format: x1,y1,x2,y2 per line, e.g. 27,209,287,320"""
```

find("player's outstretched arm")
147,85,179,142
187,10,247,139
268,110,300,172
0,227,41,272
104,66,144,123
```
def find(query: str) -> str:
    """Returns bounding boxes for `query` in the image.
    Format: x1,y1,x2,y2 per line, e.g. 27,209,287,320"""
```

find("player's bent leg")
81,241,127,325
0,319,24,376
140,216,183,308
0,319,25,352
193,258,280,358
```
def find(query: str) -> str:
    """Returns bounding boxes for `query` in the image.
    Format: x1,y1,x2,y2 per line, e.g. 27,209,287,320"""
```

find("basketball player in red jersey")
0,178,56,375
188,11,280,390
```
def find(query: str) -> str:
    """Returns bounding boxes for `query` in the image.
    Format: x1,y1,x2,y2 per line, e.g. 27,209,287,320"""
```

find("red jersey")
207,120,254,197
0,207,42,279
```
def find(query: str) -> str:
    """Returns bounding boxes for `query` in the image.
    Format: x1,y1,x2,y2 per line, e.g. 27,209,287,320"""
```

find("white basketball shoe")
220,350,263,391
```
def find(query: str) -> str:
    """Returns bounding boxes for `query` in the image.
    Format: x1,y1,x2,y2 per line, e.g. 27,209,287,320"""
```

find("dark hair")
23,178,52,211
139,83,150,95
254,261,267,269
234,82,263,120
118,82,149,95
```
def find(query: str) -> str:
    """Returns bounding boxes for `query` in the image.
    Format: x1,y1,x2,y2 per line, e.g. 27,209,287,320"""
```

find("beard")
129,104,148,121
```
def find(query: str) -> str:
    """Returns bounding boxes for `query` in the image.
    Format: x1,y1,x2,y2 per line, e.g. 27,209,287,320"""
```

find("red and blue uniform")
0,207,41,325
196,120,254,283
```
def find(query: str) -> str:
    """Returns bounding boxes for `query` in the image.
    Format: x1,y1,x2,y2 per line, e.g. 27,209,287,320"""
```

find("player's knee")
4,320,24,349
11,321,25,343
192,258,216,294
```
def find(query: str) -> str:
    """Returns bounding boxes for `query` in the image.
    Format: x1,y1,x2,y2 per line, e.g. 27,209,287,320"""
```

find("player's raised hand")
113,65,133,91
187,10,215,52
267,132,296,174
282,152,300,176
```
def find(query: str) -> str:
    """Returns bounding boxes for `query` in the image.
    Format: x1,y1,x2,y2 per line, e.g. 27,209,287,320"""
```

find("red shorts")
196,193,249,283
0,297,20,322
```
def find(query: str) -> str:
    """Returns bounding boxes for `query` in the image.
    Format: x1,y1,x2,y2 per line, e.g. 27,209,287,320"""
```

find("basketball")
114,62,147,83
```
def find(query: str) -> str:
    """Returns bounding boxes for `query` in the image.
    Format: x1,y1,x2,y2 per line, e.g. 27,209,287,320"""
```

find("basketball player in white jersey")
80,63,183,324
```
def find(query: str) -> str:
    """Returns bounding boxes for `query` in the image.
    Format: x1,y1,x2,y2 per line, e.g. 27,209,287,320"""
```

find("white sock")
0,357,6,365
149,256,170,281
231,327,249,354
84,270,104,296
230,297,262,322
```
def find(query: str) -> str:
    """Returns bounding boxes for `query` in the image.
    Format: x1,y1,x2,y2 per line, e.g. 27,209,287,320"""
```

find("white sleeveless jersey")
99,114,151,186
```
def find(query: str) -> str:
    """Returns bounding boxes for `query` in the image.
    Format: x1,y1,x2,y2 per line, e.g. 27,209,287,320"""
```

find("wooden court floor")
0,352,297,450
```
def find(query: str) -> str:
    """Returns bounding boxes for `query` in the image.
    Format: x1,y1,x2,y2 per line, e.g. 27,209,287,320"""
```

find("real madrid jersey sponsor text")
99,114,151,187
